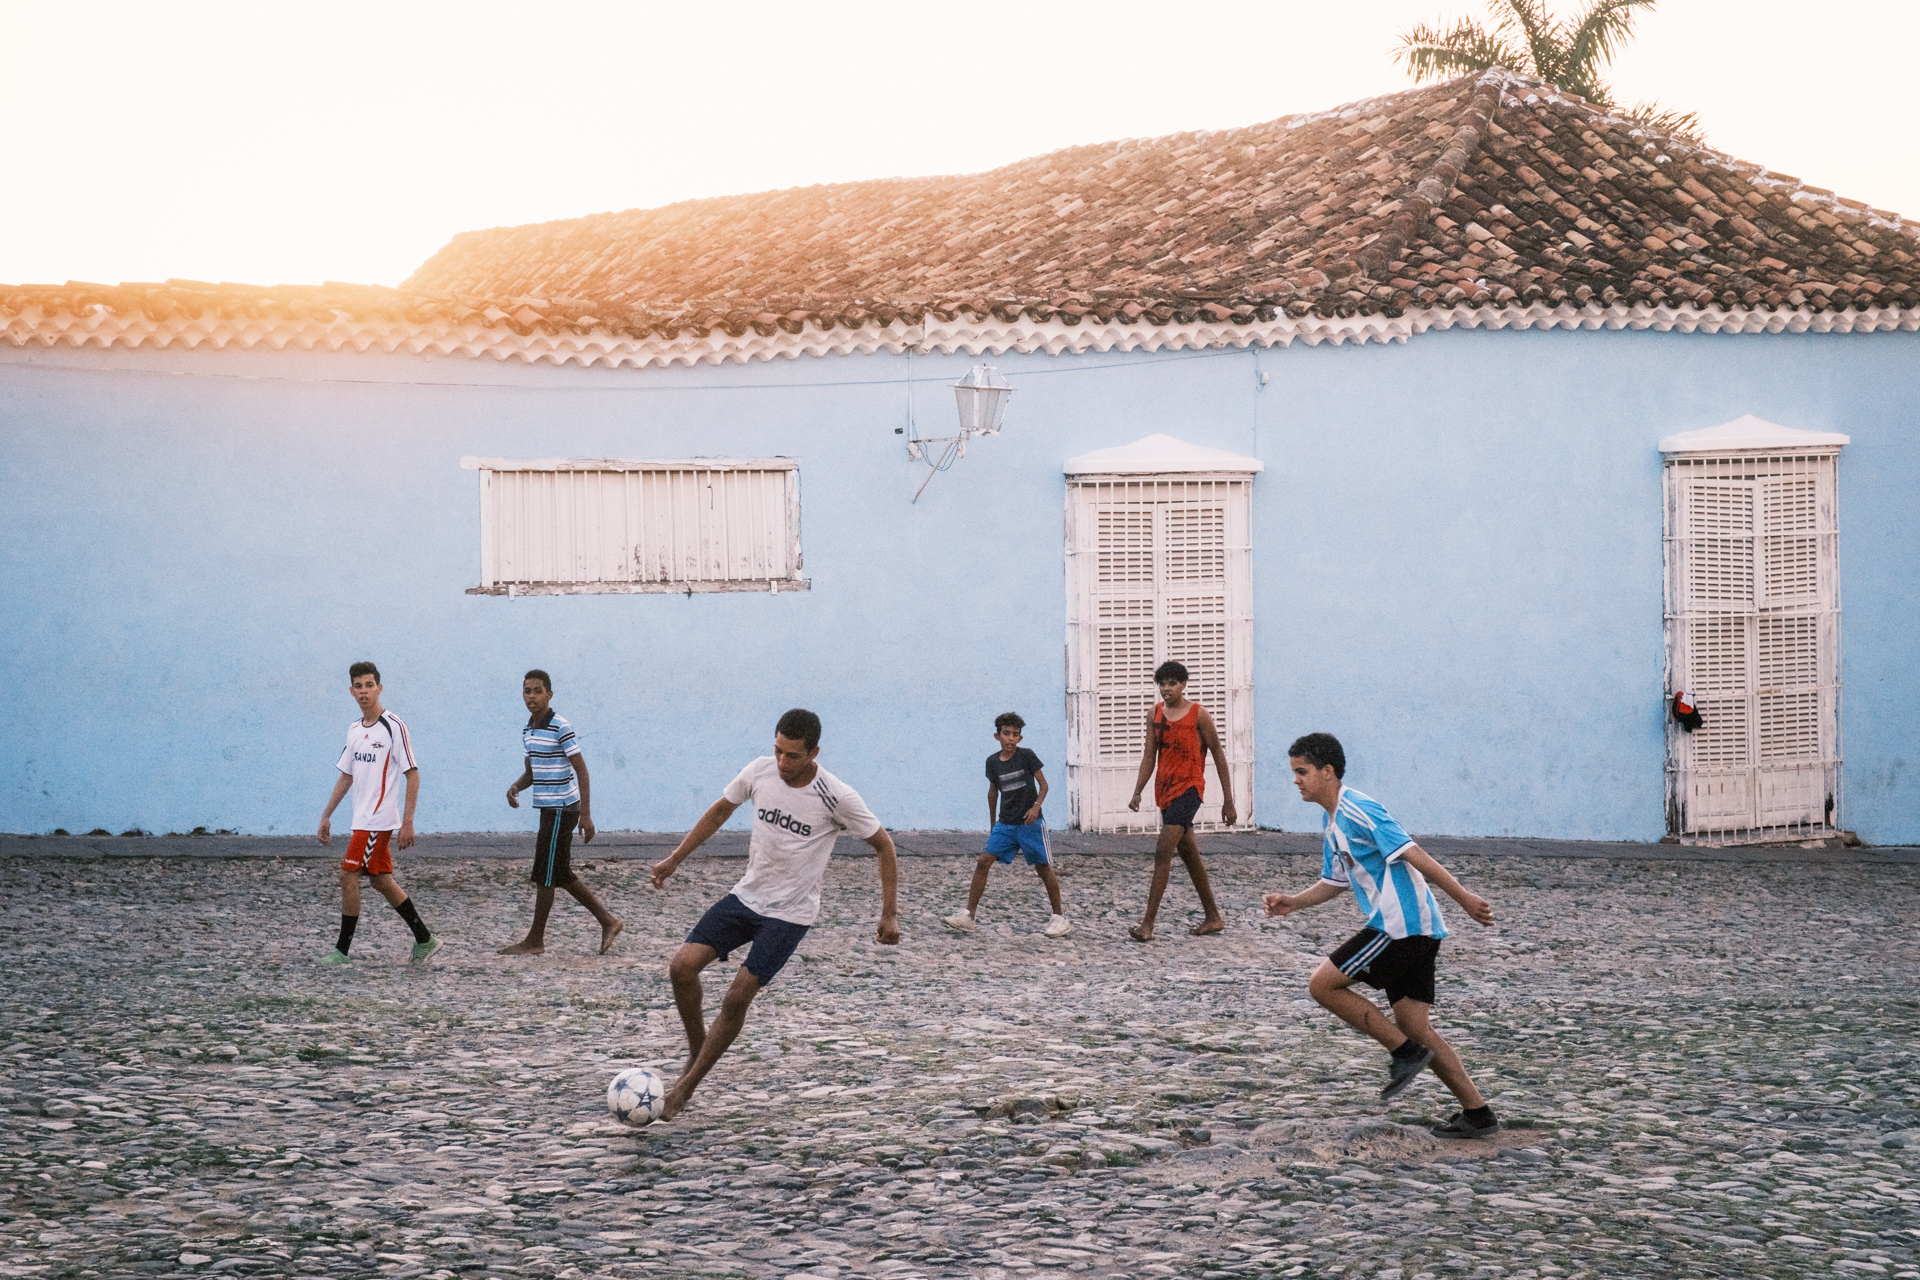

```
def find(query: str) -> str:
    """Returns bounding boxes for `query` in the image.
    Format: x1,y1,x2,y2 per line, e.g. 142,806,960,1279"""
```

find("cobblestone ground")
2,834,1918,1280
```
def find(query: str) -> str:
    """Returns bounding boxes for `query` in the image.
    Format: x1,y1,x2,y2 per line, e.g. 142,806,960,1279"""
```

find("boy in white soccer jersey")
943,711,1071,937
314,662,440,966
1262,732,1499,1138
649,708,899,1120
499,669,624,956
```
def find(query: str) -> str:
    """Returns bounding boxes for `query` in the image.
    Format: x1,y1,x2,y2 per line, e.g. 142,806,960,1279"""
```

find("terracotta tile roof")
4,70,1916,368
402,69,1920,326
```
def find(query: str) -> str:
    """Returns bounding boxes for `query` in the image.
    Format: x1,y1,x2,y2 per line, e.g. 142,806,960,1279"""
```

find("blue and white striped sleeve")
1347,792,1413,862
553,715,581,758
1372,808,1415,862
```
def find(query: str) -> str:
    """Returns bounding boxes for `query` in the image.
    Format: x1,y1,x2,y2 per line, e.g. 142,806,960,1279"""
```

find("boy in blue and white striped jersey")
1263,732,1500,1139
500,670,624,956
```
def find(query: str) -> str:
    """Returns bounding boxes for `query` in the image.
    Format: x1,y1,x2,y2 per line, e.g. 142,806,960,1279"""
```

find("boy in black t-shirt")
944,713,1071,938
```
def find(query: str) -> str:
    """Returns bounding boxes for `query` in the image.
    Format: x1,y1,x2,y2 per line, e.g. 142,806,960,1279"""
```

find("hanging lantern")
951,364,1013,436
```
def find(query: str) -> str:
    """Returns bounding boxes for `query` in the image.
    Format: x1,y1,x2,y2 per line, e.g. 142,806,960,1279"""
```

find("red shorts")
342,829,394,876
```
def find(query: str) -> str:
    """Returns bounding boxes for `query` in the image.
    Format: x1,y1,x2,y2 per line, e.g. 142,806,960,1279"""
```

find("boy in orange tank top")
1126,660,1237,940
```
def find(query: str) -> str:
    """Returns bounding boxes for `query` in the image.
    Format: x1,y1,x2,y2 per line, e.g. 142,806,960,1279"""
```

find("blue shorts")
1160,786,1203,829
686,894,810,986
985,821,1050,865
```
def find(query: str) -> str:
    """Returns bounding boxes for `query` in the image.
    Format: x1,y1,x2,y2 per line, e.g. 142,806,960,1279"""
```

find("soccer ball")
607,1067,667,1127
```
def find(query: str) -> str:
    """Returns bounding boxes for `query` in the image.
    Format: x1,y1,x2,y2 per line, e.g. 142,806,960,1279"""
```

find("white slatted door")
1066,478,1254,832
1665,453,1840,840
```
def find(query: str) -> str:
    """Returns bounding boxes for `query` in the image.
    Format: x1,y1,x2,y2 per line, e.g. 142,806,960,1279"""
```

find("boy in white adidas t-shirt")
314,661,440,966
649,708,899,1120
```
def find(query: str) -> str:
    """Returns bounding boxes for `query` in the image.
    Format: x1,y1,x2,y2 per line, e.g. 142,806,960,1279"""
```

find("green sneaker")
409,936,442,966
319,948,352,967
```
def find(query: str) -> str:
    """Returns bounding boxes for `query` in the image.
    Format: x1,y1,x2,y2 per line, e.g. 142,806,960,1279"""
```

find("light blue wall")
3,325,1915,842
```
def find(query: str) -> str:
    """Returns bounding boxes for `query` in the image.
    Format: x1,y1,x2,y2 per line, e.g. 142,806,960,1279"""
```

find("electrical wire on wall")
902,374,963,503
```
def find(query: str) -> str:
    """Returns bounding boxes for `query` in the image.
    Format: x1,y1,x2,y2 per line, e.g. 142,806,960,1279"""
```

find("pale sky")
3,0,1914,290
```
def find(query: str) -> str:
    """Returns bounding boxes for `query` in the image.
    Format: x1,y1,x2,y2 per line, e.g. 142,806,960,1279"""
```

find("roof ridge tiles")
1346,68,1509,284
7,74,1916,355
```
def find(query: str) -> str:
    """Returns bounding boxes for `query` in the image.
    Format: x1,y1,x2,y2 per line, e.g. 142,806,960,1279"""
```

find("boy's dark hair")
1154,660,1189,684
776,708,822,751
349,661,381,684
1288,732,1346,778
994,712,1025,732
524,669,552,692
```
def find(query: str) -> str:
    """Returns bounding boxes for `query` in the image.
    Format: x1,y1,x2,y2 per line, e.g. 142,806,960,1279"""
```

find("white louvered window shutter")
464,458,808,596
1664,444,1840,842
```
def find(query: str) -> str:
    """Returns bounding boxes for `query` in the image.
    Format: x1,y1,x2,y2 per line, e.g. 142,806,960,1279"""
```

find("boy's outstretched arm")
650,798,739,888
1264,881,1345,917
866,828,900,944
1399,845,1493,925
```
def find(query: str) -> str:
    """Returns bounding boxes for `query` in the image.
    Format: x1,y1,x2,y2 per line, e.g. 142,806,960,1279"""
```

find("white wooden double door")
1664,450,1841,838
1064,477,1254,832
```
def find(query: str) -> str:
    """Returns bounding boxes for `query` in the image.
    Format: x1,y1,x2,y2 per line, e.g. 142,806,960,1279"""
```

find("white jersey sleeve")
723,759,768,806
826,780,882,840
385,713,418,772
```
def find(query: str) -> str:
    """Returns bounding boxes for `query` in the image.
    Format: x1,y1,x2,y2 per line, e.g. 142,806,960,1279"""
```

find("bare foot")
1188,919,1225,936
1128,924,1153,942
599,919,625,955
497,940,545,955
659,1084,690,1121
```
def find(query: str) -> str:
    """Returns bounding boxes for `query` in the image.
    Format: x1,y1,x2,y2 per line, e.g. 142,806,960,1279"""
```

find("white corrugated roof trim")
3,300,1917,371
1065,434,1266,476
1659,414,1850,454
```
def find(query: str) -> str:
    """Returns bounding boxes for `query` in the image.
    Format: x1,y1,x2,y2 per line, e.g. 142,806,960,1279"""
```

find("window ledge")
468,579,811,597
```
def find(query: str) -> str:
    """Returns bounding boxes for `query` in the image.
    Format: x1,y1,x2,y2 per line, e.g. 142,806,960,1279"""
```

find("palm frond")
1393,18,1526,83
1563,0,1659,88
1624,100,1706,145
1492,0,1570,85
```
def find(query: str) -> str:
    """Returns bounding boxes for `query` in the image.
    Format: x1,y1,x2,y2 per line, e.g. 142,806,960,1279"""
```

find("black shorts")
531,807,580,887
1329,928,1442,1006
1159,786,1203,829
687,894,810,987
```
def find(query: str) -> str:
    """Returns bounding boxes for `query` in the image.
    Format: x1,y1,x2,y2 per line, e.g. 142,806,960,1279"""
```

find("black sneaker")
1380,1045,1434,1100
1431,1110,1500,1139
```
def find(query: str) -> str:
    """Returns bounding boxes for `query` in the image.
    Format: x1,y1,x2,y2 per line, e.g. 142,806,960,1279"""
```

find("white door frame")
1063,435,1261,833
1660,415,1846,844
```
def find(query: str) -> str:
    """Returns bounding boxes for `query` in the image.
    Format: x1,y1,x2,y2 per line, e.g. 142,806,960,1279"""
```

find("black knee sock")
392,897,430,944
336,915,359,954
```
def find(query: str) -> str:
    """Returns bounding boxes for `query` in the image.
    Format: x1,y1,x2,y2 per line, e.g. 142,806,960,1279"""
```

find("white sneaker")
1044,914,1073,938
943,911,976,934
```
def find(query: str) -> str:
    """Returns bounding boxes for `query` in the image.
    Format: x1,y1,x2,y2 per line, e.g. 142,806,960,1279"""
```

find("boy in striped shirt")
1263,732,1499,1139
500,670,623,956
